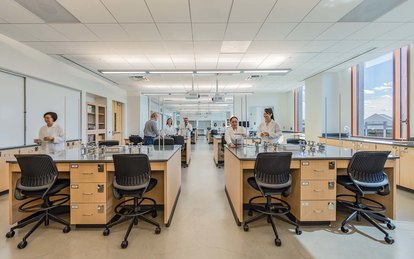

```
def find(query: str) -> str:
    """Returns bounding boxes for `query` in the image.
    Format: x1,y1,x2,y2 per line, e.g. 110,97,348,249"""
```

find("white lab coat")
179,123,193,138
38,123,65,153
163,125,177,136
257,120,282,143
225,126,247,145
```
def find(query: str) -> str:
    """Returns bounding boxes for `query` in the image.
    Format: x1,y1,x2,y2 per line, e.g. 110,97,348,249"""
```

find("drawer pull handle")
82,214,93,216
313,209,324,213
82,172,94,175
313,169,324,172
313,189,323,192
82,193,93,195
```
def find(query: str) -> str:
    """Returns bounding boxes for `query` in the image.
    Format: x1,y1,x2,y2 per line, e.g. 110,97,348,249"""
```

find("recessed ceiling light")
244,70,290,73
15,0,80,23
149,71,194,74
221,41,251,53
100,71,146,74
197,71,241,74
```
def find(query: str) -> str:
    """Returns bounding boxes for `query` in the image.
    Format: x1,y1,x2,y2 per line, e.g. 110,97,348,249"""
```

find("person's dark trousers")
143,136,154,145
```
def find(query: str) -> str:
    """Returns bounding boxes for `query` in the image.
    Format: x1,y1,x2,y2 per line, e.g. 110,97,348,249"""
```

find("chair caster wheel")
121,240,128,249
385,236,394,244
243,224,249,232
5,230,15,238
17,240,27,249
387,223,396,230
152,210,158,218
63,226,71,233
155,227,161,234
103,228,110,236
295,228,302,235
341,226,349,233
248,210,253,216
275,238,282,247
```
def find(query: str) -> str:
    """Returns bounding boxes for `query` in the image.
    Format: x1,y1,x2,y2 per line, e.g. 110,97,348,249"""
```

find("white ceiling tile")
325,40,369,53
157,23,192,40
301,40,337,52
255,23,297,40
51,42,113,54
346,23,402,40
190,0,232,22
14,24,68,41
164,41,194,54
111,42,167,54
309,52,343,62
194,41,222,54
258,53,288,68
64,55,105,63
0,0,44,23
0,17,6,23
267,0,320,22
0,24,39,41
317,22,368,40
57,0,116,23
195,54,219,63
224,23,262,41
218,53,243,63
23,42,63,54
146,0,190,22
174,63,196,69
286,23,333,40
248,41,309,53
375,0,414,22
217,62,240,69
229,0,276,22
285,53,318,63
49,24,99,41
377,23,414,40
303,0,363,22
121,23,162,41
171,55,195,64
86,24,130,41
101,0,153,22
192,23,226,41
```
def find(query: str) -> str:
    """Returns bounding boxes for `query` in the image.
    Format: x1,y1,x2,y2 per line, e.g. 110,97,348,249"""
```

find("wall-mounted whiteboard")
0,71,25,148
26,78,81,143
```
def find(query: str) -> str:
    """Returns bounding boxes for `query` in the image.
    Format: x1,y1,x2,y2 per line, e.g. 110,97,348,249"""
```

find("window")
352,46,410,139
295,85,305,132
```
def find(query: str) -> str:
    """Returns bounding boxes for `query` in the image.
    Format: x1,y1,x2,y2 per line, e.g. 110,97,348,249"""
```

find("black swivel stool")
103,154,161,249
337,151,395,244
98,140,119,146
129,135,143,145
243,152,302,246
154,138,174,146
6,154,71,249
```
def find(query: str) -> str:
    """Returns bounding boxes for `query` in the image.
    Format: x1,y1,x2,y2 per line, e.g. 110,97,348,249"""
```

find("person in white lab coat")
257,108,283,144
34,112,65,153
164,118,177,137
179,117,193,138
225,116,247,147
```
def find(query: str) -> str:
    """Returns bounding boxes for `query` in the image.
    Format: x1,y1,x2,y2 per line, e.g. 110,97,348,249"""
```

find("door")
112,101,123,144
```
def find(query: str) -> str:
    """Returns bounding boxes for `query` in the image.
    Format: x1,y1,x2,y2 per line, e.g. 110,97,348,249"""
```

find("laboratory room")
1,0,414,258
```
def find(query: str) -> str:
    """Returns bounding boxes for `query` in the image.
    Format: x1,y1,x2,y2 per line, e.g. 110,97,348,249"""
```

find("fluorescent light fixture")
197,70,241,74
149,71,193,74
221,41,251,53
244,70,290,73
15,0,80,23
100,71,146,74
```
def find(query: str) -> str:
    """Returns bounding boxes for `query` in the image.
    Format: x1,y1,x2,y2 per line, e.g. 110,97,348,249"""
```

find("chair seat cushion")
116,178,157,198
337,175,385,194
20,179,70,197
247,177,290,195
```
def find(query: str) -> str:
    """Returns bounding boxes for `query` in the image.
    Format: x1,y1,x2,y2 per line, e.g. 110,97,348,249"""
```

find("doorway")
112,101,123,143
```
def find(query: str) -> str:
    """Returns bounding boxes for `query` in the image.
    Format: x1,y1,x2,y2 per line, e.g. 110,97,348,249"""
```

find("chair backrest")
129,135,143,145
286,138,306,145
154,138,174,145
112,154,151,187
347,151,390,186
99,140,119,146
172,135,185,150
15,154,57,188
221,134,226,149
254,152,292,185
211,129,218,135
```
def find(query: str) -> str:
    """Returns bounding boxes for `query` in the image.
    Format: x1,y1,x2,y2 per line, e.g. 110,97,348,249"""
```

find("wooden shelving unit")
86,103,106,143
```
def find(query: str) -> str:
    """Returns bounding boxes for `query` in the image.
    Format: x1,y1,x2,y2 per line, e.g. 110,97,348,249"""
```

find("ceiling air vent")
246,75,264,81
129,76,148,81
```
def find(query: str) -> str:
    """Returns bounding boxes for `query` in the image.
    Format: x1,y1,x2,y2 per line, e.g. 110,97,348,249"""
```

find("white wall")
305,74,324,141
0,34,127,143
411,44,414,139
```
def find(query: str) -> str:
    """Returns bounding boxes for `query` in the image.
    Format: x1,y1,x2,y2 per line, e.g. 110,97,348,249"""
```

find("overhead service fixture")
212,78,225,102
100,71,146,74
185,74,200,100
99,69,291,75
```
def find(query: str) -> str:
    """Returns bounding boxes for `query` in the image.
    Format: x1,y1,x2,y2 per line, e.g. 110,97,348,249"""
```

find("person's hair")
184,117,188,120
151,112,158,119
264,108,274,120
166,118,172,125
213,123,217,127
230,116,238,122
44,112,58,122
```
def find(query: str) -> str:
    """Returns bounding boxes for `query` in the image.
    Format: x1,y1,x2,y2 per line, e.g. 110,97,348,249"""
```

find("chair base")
6,199,70,249
104,196,161,248
243,195,301,247
337,194,395,244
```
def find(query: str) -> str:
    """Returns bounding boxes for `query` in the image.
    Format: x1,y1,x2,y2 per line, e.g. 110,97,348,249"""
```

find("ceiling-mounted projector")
212,95,225,102
185,91,200,99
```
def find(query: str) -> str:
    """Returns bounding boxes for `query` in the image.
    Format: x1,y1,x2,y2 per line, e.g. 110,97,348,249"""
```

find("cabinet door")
399,147,414,189
0,149,18,192
325,139,341,147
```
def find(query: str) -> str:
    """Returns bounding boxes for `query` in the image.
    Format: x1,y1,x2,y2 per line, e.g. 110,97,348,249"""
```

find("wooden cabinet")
353,141,376,151
0,149,18,192
399,147,414,189
86,103,106,144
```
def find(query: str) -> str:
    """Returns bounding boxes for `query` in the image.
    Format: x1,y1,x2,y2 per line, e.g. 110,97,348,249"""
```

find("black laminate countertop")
226,145,399,161
7,145,181,163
